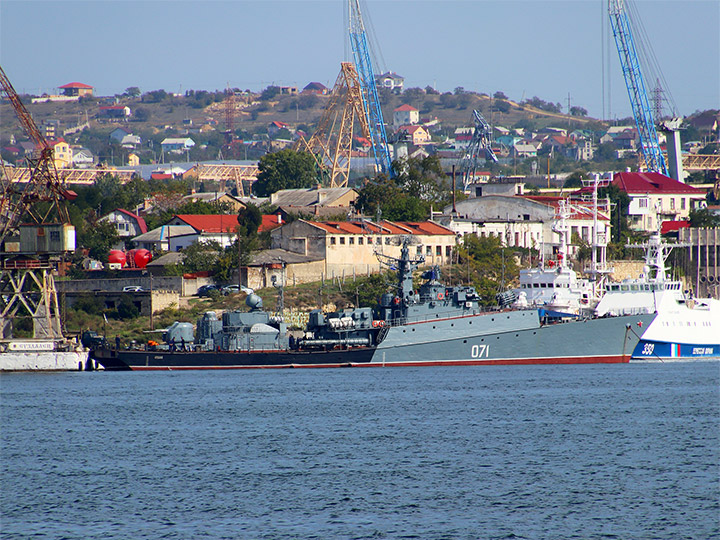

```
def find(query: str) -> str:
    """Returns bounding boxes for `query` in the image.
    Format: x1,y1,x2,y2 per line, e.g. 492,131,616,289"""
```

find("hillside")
1,86,608,165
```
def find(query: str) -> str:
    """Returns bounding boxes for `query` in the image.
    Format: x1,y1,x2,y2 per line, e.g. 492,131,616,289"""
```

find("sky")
1,0,718,121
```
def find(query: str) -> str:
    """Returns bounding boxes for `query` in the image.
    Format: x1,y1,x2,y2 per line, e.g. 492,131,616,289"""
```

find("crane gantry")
295,62,372,188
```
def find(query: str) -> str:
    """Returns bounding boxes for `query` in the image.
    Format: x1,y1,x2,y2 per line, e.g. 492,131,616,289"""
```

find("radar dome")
246,293,264,310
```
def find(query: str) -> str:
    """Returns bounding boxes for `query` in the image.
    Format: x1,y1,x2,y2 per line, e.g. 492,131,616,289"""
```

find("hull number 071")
470,344,490,358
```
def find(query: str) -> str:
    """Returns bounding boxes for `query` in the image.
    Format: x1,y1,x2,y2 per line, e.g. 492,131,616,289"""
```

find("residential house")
99,209,148,246
71,147,94,168
574,139,595,161
393,104,419,128
271,219,456,278
98,105,131,121
109,127,141,147
163,214,241,250
161,138,195,153
279,86,298,95
131,225,195,252
59,82,93,97
127,153,140,166
46,138,72,169
398,125,431,146
375,72,404,94
453,127,474,148
302,82,328,95
181,191,247,213
612,171,707,232
513,141,540,158
268,121,291,138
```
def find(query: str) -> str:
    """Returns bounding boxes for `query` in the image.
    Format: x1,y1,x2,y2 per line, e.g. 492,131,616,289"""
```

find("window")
639,198,648,208
340,237,345,245
417,246,423,255
367,237,372,244
349,237,354,245
436,246,441,256
330,237,336,245
446,246,452,256
358,238,363,245
670,198,675,210
426,246,431,255
50,230,60,242
681,198,686,210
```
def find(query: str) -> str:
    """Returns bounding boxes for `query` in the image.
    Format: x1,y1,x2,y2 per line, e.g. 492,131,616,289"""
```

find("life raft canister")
437,293,444,300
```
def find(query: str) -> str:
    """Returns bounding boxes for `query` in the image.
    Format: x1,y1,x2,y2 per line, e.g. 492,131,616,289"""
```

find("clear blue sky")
1,0,718,120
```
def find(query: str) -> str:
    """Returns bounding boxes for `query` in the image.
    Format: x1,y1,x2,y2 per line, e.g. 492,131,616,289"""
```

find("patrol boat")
92,239,654,370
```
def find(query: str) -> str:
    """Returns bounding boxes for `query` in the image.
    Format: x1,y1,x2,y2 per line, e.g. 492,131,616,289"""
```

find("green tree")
457,235,519,305
125,86,141,97
79,220,120,260
253,149,318,197
180,241,222,273
687,207,720,227
236,203,263,266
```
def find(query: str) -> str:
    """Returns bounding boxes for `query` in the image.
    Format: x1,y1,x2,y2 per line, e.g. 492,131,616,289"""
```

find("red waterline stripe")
128,355,629,370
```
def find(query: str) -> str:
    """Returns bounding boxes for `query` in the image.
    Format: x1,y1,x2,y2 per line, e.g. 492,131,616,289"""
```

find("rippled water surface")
1,362,718,539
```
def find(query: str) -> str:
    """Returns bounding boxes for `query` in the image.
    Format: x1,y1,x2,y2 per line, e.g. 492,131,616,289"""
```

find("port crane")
457,110,498,191
348,0,392,177
608,0,668,176
0,65,75,249
295,62,372,188
0,65,76,339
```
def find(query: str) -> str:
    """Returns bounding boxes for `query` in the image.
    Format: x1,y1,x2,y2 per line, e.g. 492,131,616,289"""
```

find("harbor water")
1,362,718,539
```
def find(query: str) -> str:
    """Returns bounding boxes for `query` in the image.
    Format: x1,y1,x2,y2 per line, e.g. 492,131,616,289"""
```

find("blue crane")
458,110,498,191
348,0,393,177
608,0,668,176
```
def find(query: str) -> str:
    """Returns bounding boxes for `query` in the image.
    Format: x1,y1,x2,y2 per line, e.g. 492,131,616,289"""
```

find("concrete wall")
56,276,214,297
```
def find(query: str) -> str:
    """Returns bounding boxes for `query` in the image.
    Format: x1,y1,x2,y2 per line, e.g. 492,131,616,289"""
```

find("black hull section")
91,347,376,370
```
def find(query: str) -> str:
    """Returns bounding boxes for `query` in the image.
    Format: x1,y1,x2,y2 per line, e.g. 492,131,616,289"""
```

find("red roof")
259,214,284,233
307,219,454,236
59,82,93,89
174,214,239,233
660,220,690,235
612,171,703,195
115,209,148,233
394,104,418,112
150,173,172,181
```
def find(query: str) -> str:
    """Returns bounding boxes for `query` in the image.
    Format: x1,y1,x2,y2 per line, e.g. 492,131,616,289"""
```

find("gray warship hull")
369,310,656,366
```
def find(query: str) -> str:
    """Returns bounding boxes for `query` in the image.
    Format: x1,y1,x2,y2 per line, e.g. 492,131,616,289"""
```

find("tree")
124,87,141,97
181,241,222,273
493,91,508,100
457,235,519,305
688,208,720,227
260,85,281,100
253,149,318,197
570,106,588,117
236,203,263,267
563,169,587,188
79,220,120,260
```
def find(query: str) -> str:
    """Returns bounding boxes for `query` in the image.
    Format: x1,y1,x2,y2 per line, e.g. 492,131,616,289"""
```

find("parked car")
221,285,240,296
122,286,144,292
197,284,219,297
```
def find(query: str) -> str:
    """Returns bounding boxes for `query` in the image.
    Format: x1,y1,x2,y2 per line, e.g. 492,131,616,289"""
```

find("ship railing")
383,306,522,328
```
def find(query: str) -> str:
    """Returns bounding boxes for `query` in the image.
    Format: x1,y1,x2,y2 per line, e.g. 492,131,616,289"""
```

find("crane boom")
458,110,498,191
0,65,73,250
608,0,668,176
348,0,392,177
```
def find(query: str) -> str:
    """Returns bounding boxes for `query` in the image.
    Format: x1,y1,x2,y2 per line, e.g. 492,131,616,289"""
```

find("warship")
92,238,654,370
